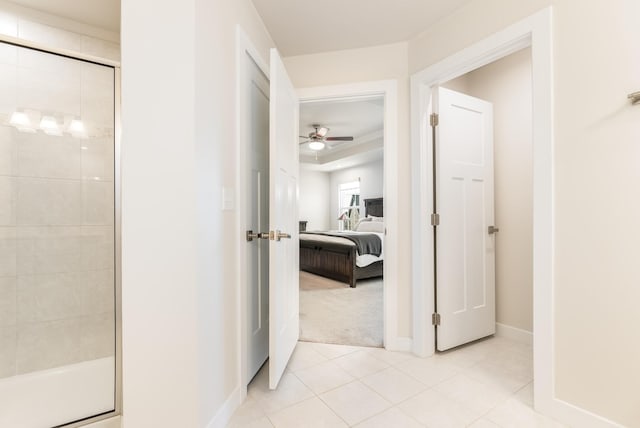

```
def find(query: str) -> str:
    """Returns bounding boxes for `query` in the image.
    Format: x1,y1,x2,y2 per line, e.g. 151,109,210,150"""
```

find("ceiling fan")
299,125,354,151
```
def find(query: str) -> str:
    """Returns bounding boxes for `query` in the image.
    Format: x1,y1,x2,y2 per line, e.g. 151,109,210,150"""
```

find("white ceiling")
299,97,384,171
251,0,472,56
8,0,120,32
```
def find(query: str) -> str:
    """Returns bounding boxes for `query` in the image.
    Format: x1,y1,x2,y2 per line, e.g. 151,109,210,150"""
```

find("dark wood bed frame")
299,198,384,288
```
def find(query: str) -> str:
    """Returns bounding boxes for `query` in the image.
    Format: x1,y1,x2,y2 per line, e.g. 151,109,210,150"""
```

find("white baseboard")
388,337,413,352
495,322,533,346
547,397,624,428
207,386,242,428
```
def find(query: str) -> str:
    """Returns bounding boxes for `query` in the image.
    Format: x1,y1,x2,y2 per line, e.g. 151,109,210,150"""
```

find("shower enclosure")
0,39,120,427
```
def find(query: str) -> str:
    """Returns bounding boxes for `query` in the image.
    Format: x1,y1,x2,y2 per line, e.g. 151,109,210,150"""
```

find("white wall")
284,42,413,336
329,160,384,229
121,0,275,427
410,0,640,425
444,48,534,332
0,0,119,60
299,169,331,231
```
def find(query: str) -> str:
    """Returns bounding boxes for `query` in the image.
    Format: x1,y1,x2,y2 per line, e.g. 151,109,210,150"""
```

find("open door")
434,87,496,351
268,48,300,389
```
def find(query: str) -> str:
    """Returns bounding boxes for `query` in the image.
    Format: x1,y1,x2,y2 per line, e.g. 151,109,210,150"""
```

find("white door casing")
435,87,496,351
247,57,270,380
268,48,300,389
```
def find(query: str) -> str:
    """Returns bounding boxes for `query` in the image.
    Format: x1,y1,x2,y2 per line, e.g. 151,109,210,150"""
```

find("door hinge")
430,213,440,226
430,113,439,127
432,313,441,326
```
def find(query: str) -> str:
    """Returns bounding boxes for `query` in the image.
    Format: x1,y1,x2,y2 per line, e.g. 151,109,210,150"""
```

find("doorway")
438,47,534,351
410,7,554,417
297,96,385,348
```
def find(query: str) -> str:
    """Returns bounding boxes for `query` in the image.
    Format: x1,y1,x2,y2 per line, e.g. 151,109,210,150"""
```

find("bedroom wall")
329,160,384,230
410,0,640,425
299,169,331,231
283,42,414,337
443,48,534,333
121,0,275,426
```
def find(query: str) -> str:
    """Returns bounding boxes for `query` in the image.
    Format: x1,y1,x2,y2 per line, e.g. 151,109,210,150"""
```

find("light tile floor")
227,337,565,428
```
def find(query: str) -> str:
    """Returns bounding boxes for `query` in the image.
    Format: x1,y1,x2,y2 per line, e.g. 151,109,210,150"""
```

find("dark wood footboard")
300,239,383,288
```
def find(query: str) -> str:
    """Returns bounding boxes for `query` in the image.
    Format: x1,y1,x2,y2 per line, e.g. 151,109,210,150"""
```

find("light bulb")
9,111,36,133
308,141,325,151
39,116,62,136
68,119,87,138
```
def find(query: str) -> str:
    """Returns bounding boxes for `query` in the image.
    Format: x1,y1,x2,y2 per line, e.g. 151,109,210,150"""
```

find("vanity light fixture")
68,118,87,138
9,111,36,133
40,116,63,136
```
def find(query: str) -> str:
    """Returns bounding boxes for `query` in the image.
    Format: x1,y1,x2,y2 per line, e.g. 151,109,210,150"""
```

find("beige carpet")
299,271,383,347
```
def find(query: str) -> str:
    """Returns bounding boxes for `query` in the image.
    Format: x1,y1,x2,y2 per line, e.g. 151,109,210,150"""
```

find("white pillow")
367,215,384,222
356,221,384,233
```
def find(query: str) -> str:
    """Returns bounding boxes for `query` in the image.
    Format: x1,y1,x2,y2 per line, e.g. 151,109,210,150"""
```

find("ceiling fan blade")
299,139,310,145
325,136,354,141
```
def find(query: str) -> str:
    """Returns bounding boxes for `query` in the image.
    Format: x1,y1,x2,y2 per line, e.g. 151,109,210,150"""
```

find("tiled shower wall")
0,9,117,378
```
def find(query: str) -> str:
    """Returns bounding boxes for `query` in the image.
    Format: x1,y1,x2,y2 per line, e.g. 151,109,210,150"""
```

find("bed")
299,198,384,288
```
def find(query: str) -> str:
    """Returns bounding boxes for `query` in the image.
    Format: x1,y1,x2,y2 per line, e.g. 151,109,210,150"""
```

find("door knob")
270,230,291,242
246,230,269,242
488,225,500,235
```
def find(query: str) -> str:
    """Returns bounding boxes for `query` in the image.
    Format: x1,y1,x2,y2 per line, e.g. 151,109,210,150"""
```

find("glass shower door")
0,40,117,427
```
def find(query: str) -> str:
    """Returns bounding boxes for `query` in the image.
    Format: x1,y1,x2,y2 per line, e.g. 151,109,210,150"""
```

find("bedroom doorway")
297,96,385,348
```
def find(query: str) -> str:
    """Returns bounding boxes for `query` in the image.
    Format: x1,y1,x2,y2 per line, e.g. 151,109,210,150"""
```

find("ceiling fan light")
308,141,325,151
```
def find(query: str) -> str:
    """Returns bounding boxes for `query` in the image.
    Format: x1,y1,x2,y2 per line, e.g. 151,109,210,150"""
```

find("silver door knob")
270,230,291,241
488,226,500,235
246,230,269,242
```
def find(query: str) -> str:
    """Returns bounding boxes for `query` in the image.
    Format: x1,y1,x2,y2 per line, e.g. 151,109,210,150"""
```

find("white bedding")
299,231,384,268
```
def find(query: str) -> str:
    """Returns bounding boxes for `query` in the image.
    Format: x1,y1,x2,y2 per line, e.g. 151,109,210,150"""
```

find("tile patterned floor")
227,337,565,428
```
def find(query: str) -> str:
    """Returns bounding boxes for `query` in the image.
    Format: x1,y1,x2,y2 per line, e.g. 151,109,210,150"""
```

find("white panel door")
436,87,495,351
268,48,300,389
247,57,270,381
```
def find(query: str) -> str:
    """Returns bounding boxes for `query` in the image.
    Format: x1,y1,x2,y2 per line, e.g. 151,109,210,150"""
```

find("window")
338,181,360,230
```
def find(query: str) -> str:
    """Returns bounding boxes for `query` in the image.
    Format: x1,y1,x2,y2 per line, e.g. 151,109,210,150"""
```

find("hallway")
228,337,563,427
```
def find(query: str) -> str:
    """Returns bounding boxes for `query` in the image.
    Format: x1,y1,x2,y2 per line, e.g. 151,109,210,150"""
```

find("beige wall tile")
0,176,16,226
18,20,82,53
17,178,82,225
81,63,114,130
81,137,115,181
81,269,115,316
0,11,17,38
17,272,83,323
15,318,84,374
0,126,17,176
17,226,82,275
81,226,114,271
18,48,82,116
82,180,114,225
0,42,17,65
17,133,81,180
81,312,115,360
81,36,120,62
0,325,16,378
0,276,16,326
0,227,17,277
0,63,17,115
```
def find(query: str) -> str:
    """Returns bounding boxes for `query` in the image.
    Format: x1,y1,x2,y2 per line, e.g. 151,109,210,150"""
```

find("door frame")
236,26,270,398
411,2,551,411
411,7,613,427
297,80,401,352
